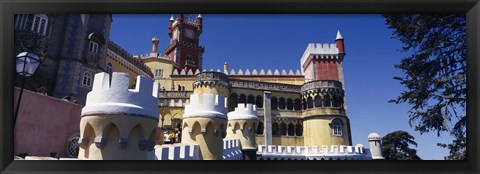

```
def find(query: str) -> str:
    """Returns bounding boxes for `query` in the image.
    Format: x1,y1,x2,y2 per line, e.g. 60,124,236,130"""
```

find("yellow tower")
78,72,160,160
225,103,259,160
181,71,230,160
301,80,352,147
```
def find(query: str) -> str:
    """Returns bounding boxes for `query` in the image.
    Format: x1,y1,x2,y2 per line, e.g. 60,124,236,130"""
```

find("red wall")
13,87,82,157
315,60,339,81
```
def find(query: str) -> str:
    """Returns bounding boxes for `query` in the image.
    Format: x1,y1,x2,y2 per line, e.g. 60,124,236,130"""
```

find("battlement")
224,68,303,76
153,144,200,160
222,139,243,160
227,103,259,121
256,144,372,160
81,72,160,120
183,94,227,119
300,43,340,68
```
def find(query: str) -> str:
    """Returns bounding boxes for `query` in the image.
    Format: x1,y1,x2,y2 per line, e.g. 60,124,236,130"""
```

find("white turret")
368,133,384,160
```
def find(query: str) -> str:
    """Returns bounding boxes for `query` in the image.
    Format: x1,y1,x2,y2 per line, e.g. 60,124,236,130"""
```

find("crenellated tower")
78,72,160,160
299,31,352,147
165,14,204,73
181,71,231,160
225,103,259,160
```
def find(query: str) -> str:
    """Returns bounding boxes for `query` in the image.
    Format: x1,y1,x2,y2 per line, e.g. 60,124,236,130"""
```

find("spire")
170,15,174,21
336,30,343,40
197,14,202,18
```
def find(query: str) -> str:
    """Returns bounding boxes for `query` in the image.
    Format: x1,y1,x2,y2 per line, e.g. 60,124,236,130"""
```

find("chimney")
152,37,159,53
197,14,203,32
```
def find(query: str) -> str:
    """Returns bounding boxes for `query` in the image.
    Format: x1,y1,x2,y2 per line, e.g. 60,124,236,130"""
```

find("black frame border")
1,0,479,174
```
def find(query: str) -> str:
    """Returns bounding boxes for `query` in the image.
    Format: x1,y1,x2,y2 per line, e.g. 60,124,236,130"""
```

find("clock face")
185,29,195,39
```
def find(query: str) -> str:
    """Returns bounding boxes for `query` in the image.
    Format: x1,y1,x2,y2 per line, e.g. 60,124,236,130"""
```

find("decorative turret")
152,37,159,53
168,15,174,36
197,14,203,33
181,93,228,160
368,133,384,160
193,71,230,97
225,103,259,160
78,72,160,160
335,30,346,60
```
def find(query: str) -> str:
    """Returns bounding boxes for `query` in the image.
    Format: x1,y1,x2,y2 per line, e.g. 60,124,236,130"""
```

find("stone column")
263,91,272,146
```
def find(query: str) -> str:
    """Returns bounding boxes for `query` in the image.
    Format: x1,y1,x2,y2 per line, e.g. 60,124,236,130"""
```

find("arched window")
229,93,238,111
272,123,279,136
294,99,302,110
256,95,263,108
331,119,343,136
82,72,92,87
66,133,80,158
302,98,307,110
323,94,331,107
287,123,295,136
247,95,255,104
279,98,286,110
280,123,287,136
106,62,113,75
186,55,195,66
239,94,246,105
286,98,293,110
257,121,264,135
271,97,278,110
295,124,303,136
89,41,99,53
314,95,322,108
307,97,313,109
31,14,48,35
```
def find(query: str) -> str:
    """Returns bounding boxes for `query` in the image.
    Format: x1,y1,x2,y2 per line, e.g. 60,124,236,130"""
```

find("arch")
81,123,95,159
234,122,241,133
87,32,106,45
103,122,120,149
272,122,279,136
295,124,303,136
294,98,302,110
247,95,255,104
331,118,343,136
205,121,214,135
314,95,322,108
163,114,172,129
257,121,264,135
229,93,238,111
106,61,113,75
271,97,278,110
279,123,287,136
302,98,307,110
129,124,144,149
219,124,226,138
323,94,332,107
242,122,249,132
286,98,293,110
307,96,313,109
239,94,247,105
256,95,263,108
278,98,286,110
287,123,295,136
31,14,49,35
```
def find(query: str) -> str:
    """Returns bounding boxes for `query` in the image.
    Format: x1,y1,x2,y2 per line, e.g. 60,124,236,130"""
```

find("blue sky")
110,14,454,160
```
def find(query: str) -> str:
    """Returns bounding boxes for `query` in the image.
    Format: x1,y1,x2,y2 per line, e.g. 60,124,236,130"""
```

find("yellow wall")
106,54,149,88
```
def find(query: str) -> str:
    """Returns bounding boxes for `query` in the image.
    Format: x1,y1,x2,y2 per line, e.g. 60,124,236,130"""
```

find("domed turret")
368,132,384,160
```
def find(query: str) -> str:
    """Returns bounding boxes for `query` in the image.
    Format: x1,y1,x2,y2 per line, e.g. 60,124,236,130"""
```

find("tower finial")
197,14,202,18
170,15,174,21
336,30,343,40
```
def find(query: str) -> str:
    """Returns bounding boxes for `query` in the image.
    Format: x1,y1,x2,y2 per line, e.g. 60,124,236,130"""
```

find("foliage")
383,14,466,160
381,130,421,160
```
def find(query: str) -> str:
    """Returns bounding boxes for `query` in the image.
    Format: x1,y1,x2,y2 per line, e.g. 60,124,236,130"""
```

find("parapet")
81,72,160,120
153,144,200,160
227,103,259,121
183,94,227,120
222,139,243,160
257,144,372,160
226,68,302,76
300,42,340,68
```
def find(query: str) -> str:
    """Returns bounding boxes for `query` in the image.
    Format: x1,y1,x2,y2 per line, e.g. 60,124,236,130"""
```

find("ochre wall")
302,115,351,147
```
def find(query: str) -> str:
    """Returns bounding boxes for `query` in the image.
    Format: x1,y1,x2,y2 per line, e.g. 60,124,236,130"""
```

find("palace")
14,14,383,160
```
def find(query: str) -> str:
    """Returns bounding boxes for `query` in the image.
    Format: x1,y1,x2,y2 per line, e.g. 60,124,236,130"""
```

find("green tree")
383,14,466,160
381,130,421,160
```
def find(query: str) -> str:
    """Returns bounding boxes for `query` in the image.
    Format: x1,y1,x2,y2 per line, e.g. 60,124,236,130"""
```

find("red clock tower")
164,14,205,72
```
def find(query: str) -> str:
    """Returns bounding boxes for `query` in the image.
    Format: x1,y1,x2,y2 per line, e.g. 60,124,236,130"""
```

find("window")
82,72,92,87
186,55,196,66
66,133,80,158
332,119,343,136
89,41,99,53
155,69,163,78
31,14,48,35
15,14,28,30
106,62,112,75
